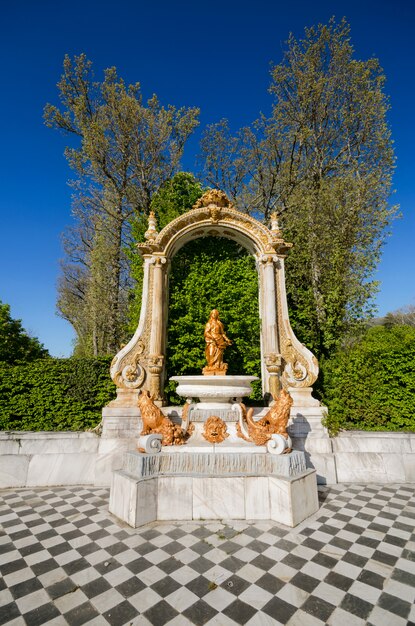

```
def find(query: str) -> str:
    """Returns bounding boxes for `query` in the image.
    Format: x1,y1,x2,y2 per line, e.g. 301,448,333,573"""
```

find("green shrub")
320,325,415,434
0,357,116,431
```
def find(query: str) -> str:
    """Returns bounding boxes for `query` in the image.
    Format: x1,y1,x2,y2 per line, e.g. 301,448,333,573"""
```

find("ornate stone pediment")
137,189,292,259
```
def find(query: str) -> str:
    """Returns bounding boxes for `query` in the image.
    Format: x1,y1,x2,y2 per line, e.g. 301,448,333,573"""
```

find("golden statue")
202,309,232,375
237,388,293,450
137,391,188,446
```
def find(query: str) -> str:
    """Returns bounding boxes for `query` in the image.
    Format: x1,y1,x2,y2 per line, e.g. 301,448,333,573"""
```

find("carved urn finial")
270,212,282,238
144,211,158,241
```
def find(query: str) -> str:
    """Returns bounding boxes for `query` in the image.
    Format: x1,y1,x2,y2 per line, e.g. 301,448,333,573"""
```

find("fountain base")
109,450,318,528
108,376,319,528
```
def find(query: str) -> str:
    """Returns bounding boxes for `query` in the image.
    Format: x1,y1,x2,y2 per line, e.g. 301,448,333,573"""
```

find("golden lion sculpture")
137,391,187,446
237,388,293,449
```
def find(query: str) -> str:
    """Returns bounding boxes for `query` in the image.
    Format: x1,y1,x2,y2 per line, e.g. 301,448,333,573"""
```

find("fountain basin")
170,375,258,409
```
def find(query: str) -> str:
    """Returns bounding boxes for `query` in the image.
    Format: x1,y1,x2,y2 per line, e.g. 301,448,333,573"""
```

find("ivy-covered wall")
0,358,116,431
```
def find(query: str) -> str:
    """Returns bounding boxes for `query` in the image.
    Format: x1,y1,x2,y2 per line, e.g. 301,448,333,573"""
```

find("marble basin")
170,375,258,409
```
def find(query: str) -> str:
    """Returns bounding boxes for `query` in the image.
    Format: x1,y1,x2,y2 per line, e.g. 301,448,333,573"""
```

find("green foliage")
320,326,415,434
0,358,116,431
165,237,261,404
0,301,49,364
46,55,200,356
151,172,205,230
128,172,204,332
200,18,396,358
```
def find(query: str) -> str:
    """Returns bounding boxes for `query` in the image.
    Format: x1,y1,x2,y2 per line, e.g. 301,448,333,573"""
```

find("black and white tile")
0,483,414,625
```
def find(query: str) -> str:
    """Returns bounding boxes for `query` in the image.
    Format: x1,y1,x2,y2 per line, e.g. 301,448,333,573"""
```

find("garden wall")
1,428,414,488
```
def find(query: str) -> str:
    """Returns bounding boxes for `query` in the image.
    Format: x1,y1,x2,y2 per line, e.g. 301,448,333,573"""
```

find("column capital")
265,352,282,370
150,255,167,266
260,254,278,265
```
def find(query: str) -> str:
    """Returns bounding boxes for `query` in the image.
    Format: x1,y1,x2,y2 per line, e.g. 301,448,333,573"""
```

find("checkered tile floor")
0,484,414,625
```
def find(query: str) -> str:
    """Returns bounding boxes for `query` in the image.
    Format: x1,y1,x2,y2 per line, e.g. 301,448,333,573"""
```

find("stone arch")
109,190,318,407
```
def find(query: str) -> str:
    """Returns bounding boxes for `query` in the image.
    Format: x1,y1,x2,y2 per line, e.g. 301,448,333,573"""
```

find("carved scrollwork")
261,254,278,265
285,361,307,382
114,361,145,389
151,256,167,266
280,336,317,387
113,340,146,389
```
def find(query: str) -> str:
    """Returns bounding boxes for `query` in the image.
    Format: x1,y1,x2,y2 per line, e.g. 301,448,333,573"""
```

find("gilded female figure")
203,309,232,375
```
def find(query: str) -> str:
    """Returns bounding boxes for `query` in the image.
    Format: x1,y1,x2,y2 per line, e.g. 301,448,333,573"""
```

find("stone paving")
0,483,414,625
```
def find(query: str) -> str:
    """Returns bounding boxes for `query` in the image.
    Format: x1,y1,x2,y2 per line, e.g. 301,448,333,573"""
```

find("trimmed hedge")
320,325,415,435
0,357,116,431
1,325,414,435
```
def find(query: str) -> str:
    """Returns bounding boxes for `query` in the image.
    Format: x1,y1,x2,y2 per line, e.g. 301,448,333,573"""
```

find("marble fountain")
106,190,324,527
109,308,318,528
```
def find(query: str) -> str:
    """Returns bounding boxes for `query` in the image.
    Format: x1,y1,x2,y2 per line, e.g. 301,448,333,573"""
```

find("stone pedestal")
109,450,319,528
96,407,142,486
286,388,336,485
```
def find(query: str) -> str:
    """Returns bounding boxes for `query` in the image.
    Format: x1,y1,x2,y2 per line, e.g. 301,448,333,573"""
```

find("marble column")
260,254,281,398
149,256,166,403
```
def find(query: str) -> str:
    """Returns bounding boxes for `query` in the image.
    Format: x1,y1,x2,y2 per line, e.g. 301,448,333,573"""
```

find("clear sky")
1,0,414,357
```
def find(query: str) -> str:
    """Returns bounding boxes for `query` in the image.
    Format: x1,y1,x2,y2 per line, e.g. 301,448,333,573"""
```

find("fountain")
109,307,319,527
104,190,330,525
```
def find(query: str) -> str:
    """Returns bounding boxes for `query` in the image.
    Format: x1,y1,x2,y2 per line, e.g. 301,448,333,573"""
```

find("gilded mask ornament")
202,416,229,444
210,206,221,223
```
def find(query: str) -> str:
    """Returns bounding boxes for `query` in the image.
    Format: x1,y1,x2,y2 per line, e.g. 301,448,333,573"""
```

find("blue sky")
1,0,414,357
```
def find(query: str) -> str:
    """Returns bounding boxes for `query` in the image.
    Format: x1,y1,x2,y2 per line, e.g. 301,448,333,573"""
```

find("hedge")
2,325,414,435
0,357,116,431
320,325,415,435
